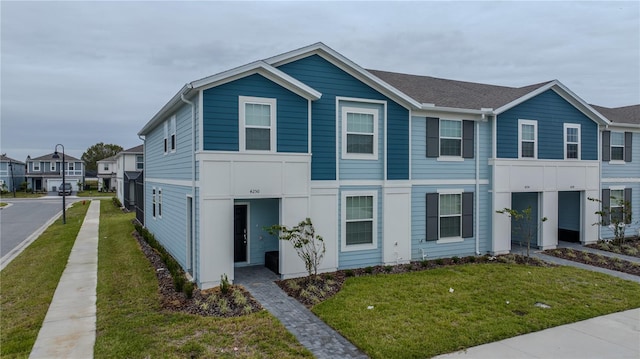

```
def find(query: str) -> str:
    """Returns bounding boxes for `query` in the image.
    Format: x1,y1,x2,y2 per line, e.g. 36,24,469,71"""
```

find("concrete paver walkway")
29,200,100,359
235,266,368,359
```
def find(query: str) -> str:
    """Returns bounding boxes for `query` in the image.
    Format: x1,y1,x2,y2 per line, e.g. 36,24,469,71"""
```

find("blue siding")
338,101,384,180
338,186,383,269
600,182,640,240
202,74,309,153
411,185,491,259
145,103,194,181
145,182,192,270
497,90,598,160
277,55,409,180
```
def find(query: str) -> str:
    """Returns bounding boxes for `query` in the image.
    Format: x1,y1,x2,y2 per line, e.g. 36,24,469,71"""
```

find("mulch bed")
277,254,551,308
586,238,640,258
132,230,263,317
543,247,640,276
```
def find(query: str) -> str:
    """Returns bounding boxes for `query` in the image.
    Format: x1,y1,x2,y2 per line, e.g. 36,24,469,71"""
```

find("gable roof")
121,144,143,154
138,61,321,136
97,155,117,163
591,104,640,127
28,152,82,162
0,154,24,164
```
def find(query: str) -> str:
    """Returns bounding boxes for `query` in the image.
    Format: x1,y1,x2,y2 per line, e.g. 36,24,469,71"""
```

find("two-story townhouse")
97,156,117,192
0,155,26,192
114,144,144,209
592,105,640,239
25,153,85,192
138,42,634,289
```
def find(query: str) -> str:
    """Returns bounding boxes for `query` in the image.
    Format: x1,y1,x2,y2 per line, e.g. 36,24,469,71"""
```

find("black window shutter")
462,192,474,238
602,131,610,161
426,193,439,240
624,188,632,224
426,117,439,157
462,120,475,159
602,189,610,225
624,132,632,162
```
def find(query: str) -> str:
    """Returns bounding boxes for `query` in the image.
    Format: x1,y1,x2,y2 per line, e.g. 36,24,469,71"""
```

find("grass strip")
1,202,90,357
95,201,312,358
314,263,640,359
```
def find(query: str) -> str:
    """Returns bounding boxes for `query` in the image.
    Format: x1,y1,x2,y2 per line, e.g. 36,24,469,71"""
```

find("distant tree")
81,143,123,171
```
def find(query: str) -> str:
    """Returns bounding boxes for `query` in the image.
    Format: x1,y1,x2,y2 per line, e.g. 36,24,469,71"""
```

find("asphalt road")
0,196,80,258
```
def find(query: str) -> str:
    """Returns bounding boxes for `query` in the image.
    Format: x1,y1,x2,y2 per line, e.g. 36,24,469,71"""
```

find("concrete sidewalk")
29,200,100,359
434,308,640,359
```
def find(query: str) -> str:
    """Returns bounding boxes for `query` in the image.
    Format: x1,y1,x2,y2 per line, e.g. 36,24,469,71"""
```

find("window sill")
608,160,626,165
437,156,464,162
342,154,379,161
342,243,377,252
436,236,464,244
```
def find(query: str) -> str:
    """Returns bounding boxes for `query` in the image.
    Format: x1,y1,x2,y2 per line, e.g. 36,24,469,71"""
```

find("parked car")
58,183,72,196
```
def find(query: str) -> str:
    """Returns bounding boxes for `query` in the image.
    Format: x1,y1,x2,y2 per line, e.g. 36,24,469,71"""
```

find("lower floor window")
345,195,374,246
439,193,461,238
610,189,624,223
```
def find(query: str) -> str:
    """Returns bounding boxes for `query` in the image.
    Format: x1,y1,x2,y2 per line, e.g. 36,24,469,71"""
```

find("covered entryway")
510,192,540,249
233,199,280,271
558,191,582,243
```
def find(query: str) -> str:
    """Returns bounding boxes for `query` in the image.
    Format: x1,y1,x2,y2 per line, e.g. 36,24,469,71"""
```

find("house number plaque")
250,189,260,194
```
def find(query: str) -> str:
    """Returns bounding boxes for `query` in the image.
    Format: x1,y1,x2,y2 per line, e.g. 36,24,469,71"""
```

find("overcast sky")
2,1,639,162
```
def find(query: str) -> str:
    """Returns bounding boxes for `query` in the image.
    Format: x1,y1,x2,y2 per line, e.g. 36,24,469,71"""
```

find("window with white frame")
68,162,74,171
518,119,537,158
610,132,625,161
163,122,168,154
440,120,462,157
170,115,176,152
342,106,378,159
103,164,109,171
33,162,40,171
610,189,624,223
439,193,462,238
564,124,580,159
343,192,377,250
152,188,156,218
136,155,143,170
239,96,276,152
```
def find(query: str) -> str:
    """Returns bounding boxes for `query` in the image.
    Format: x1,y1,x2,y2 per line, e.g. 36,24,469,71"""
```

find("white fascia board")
494,80,611,126
419,104,494,116
606,122,640,130
265,42,422,110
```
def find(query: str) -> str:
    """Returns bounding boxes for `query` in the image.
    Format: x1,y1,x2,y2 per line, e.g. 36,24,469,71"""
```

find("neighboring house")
25,153,85,192
137,42,639,289
0,155,26,192
97,156,117,192
591,105,640,239
115,144,144,210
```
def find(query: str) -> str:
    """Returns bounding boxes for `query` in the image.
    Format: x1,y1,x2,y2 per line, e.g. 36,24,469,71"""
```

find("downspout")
475,119,480,255
180,91,196,282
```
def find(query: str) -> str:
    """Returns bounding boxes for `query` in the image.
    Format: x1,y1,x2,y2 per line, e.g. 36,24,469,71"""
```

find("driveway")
0,197,81,259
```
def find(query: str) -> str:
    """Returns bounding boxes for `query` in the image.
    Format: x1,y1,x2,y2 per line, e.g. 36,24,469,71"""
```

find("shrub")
383,265,393,273
174,275,185,292
232,290,247,306
364,266,373,274
420,260,429,267
183,281,194,299
451,256,460,263
435,258,444,266
220,273,231,295
344,269,354,277
468,256,476,263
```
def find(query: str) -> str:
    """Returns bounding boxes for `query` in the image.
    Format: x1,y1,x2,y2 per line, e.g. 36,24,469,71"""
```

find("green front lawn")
76,191,115,198
95,201,311,358
313,264,640,359
1,203,90,357
0,192,45,199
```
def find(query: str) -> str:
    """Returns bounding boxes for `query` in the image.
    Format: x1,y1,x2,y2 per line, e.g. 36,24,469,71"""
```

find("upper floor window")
610,132,625,161
103,164,109,171
239,96,276,152
68,162,75,171
440,120,462,157
342,191,377,251
564,124,581,159
33,162,40,171
163,122,168,154
342,106,378,160
426,118,474,159
603,131,632,163
170,115,176,152
136,155,144,170
518,119,537,159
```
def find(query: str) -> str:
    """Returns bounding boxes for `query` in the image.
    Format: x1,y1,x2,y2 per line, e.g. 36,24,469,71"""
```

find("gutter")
475,120,480,255
421,104,495,116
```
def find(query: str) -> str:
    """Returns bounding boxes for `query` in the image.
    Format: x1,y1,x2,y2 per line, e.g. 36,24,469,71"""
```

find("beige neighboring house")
96,156,117,192
115,144,144,209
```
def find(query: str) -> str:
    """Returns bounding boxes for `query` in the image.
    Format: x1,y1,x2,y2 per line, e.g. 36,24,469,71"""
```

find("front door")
234,204,248,262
